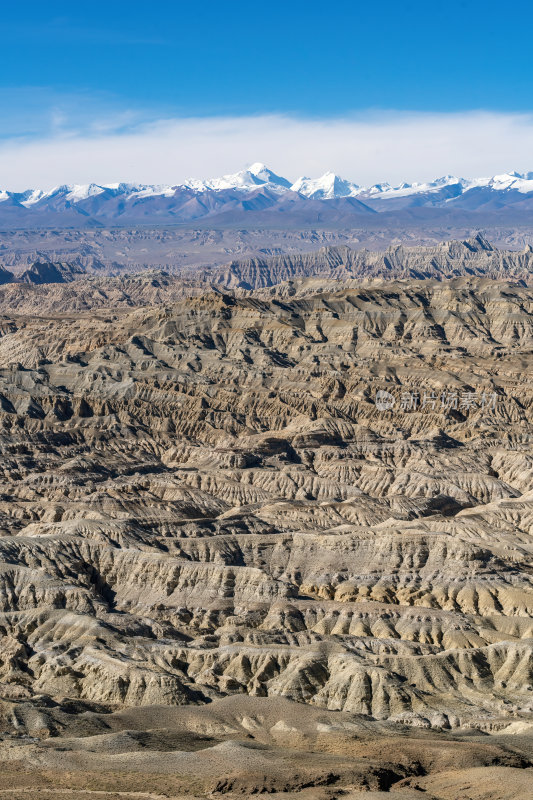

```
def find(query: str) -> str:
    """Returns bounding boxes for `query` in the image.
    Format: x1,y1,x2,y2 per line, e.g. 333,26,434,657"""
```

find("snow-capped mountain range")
3,163,533,227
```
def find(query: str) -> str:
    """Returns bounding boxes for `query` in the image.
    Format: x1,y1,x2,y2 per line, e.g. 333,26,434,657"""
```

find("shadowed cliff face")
0,276,531,797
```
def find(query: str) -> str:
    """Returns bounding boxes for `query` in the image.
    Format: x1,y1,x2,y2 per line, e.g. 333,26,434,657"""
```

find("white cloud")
2,110,533,189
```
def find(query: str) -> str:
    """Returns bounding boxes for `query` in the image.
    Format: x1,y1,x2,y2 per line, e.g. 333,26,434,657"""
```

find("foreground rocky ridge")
0,695,532,799
0,275,531,796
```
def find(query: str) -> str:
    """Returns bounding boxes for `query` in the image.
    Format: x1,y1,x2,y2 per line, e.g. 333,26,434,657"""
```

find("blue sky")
3,0,532,116
1,1,533,187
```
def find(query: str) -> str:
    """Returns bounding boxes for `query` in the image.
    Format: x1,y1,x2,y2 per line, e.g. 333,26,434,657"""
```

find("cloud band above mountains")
3,109,533,189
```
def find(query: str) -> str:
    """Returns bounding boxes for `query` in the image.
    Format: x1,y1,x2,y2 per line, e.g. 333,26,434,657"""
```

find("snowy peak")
9,165,533,204
183,163,291,193
4,166,533,226
291,172,361,199
487,172,533,193
65,184,107,202
248,162,292,188
362,175,465,199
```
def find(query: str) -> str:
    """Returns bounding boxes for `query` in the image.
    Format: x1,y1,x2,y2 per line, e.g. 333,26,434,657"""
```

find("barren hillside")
0,277,531,797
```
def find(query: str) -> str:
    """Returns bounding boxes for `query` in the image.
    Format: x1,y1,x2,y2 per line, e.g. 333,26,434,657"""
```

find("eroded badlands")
0,276,531,798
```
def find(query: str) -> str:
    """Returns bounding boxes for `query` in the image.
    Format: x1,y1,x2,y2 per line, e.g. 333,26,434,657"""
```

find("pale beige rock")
0,275,531,796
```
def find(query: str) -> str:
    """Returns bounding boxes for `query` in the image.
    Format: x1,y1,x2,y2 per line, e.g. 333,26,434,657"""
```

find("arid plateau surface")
0,271,531,798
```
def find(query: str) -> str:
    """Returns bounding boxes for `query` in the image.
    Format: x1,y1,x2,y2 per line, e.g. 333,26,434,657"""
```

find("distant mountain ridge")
2,235,530,301
4,164,533,228
206,233,533,288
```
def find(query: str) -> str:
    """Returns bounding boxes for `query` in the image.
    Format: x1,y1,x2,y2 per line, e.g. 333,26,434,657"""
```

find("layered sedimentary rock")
209,234,533,288
0,276,531,796
1,235,533,316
